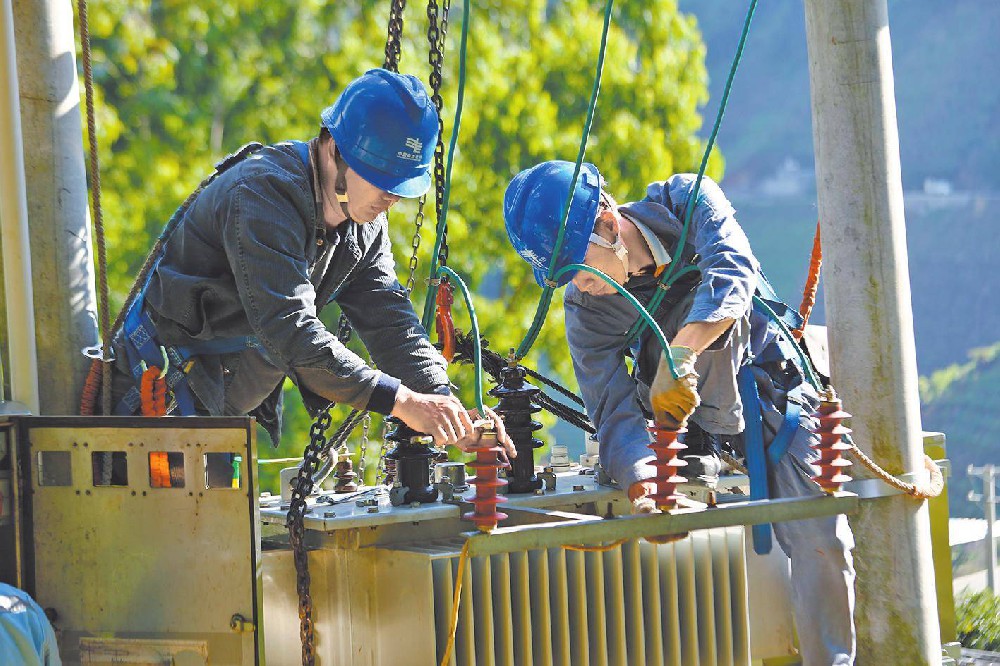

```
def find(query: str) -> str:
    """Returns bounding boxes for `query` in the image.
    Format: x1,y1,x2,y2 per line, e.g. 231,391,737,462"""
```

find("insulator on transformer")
646,424,688,511
809,388,853,493
489,359,543,494
464,424,508,532
333,453,359,493
384,417,440,506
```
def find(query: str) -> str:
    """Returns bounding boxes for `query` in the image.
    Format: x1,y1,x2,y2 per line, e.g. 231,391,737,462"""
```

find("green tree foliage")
956,589,1000,652
919,341,1000,519
77,0,716,491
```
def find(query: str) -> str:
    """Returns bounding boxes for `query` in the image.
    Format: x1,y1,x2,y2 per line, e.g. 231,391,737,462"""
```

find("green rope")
437,266,485,412
554,264,679,379
514,0,616,360
624,0,758,344
751,295,822,391
421,0,473,330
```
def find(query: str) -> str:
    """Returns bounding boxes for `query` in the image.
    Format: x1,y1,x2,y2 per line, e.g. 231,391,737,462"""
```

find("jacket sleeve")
337,218,450,404
564,286,655,490
643,175,759,325
335,219,451,406
222,180,387,411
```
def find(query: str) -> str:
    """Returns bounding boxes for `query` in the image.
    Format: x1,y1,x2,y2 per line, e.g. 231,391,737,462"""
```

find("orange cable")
793,221,822,340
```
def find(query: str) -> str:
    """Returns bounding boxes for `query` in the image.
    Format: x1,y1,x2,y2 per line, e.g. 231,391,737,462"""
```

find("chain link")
376,417,391,486
405,197,425,294
382,0,407,72
286,410,333,666
426,0,451,268
357,412,372,483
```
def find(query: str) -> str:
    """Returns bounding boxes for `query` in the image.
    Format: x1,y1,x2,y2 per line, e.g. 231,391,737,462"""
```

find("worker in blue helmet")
105,69,512,457
0,583,61,665
504,161,856,665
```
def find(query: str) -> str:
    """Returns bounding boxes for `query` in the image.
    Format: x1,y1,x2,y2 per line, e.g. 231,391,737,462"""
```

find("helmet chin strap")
332,146,352,219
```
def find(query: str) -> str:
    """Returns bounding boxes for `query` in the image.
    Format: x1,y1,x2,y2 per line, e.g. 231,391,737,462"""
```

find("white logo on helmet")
397,137,424,162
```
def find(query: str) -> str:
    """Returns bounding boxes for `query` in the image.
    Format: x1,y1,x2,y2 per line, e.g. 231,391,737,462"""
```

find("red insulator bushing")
646,424,688,511
463,427,508,532
809,388,853,493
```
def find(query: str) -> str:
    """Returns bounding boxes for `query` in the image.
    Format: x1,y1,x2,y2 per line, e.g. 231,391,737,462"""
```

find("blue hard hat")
503,161,603,287
321,69,438,198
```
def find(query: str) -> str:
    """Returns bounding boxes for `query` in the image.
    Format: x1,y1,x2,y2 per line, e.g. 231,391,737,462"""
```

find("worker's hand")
391,385,475,448
453,406,517,462
649,345,700,426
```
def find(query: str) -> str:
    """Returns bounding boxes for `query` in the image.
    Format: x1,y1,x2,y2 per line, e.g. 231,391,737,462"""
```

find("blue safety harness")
114,140,313,416
739,273,809,554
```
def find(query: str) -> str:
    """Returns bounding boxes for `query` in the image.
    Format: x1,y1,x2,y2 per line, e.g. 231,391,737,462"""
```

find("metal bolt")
534,489,545,495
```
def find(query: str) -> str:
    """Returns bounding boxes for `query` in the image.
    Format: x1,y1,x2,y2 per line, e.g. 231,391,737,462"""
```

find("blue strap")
737,365,772,555
290,140,310,169
768,401,801,466
115,299,197,416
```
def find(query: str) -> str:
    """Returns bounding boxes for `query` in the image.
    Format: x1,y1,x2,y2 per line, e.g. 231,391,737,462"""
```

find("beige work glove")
649,345,700,427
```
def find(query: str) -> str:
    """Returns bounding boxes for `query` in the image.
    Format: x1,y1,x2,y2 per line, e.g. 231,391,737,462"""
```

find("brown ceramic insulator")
463,428,508,532
809,390,853,493
646,424,688,511
334,458,359,493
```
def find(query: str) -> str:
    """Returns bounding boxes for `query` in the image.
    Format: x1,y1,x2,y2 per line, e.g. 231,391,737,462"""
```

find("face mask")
589,232,629,269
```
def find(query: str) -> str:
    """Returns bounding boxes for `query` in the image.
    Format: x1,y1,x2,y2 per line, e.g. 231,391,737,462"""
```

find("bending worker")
107,68,511,456
503,161,855,665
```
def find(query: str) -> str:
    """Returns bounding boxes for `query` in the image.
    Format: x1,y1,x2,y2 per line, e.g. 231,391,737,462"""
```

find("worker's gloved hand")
649,345,700,426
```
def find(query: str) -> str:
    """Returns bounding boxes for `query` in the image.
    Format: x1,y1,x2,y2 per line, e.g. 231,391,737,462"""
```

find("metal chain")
286,410,333,666
383,0,407,72
287,407,367,665
405,198,425,294
426,0,451,267
376,417,391,486
357,412,372,482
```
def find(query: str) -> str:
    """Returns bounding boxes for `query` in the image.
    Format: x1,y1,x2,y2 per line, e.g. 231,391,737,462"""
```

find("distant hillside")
678,1,1000,191
920,342,1000,519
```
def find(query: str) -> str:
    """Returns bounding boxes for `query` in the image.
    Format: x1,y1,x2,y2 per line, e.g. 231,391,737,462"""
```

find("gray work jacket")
564,175,779,489
139,142,449,442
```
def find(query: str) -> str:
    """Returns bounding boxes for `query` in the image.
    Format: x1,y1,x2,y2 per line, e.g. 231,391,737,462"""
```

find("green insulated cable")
422,0,473,330
554,263,679,378
513,0,616,360
751,295,822,391
437,266,485,412
625,0,758,344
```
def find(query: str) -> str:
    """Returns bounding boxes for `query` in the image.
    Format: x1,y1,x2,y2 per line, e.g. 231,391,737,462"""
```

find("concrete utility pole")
968,465,998,593
7,0,99,414
804,1,942,664
0,0,40,413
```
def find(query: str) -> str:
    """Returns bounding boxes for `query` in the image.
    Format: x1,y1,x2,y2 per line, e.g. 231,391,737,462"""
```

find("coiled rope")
76,0,112,414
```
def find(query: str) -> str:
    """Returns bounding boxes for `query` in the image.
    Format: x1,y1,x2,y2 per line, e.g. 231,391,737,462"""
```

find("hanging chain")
376,417,391,486
426,0,451,268
287,410,333,666
286,309,358,665
383,0,407,72
405,198,425,294
357,412,372,482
